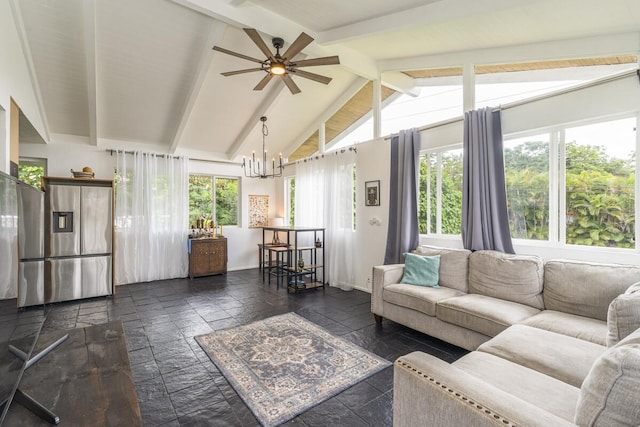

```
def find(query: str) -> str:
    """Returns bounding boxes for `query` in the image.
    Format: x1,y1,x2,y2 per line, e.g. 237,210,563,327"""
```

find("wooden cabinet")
189,238,227,279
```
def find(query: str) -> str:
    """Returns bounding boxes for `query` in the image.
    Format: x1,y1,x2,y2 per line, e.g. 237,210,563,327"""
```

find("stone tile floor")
0,269,468,426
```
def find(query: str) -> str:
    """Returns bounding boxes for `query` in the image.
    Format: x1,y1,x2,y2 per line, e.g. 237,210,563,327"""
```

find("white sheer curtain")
295,150,356,290
115,151,189,285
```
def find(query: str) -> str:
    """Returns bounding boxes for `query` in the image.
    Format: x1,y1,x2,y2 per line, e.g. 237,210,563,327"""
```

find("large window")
423,116,637,250
188,175,238,228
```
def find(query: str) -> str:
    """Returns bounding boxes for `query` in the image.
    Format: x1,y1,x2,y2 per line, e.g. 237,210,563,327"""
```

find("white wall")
0,0,48,173
354,139,390,292
20,139,116,179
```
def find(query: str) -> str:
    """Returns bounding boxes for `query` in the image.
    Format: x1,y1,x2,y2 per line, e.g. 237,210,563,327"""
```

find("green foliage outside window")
288,177,295,226
18,164,45,189
189,175,238,228
565,143,634,248
215,177,238,226
421,139,635,249
419,151,462,235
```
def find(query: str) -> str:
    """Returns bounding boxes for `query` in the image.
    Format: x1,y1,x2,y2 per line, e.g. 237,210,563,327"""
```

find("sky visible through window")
331,63,636,150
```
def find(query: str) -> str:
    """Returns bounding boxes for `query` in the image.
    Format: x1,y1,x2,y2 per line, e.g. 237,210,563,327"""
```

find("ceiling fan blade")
282,32,314,63
290,69,332,85
253,73,274,91
221,68,264,76
293,56,340,67
282,74,301,94
243,28,276,62
212,46,264,64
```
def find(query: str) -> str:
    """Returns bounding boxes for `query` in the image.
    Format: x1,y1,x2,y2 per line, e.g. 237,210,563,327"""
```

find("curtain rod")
284,146,357,167
107,149,241,166
384,68,639,140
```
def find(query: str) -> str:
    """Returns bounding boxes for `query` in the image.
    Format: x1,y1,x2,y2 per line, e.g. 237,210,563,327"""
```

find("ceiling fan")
212,28,340,95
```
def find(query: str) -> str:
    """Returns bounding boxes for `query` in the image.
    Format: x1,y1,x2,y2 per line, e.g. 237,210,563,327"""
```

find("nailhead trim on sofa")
395,358,518,427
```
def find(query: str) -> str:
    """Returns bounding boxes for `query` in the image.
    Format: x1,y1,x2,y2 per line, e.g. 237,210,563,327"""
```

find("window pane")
441,149,463,235
504,135,550,240
565,118,636,248
189,175,213,228
215,177,238,226
420,150,462,235
382,82,463,136
475,61,636,108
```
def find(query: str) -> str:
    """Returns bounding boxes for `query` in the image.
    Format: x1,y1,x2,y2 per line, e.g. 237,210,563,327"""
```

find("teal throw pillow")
400,253,440,287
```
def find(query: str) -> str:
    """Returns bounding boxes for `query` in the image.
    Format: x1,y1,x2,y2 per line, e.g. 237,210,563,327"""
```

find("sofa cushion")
400,253,440,287
544,260,640,321
454,351,580,422
575,328,640,426
384,284,464,317
468,250,544,310
606,282,640,347
519,310,607,346
478,324,605,388
436,294,540,337
414,245,471,292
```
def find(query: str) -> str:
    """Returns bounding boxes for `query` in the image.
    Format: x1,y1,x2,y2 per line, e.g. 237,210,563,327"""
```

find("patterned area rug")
196,312,391,426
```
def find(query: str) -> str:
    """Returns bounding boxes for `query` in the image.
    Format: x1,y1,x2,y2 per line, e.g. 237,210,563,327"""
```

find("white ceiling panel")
18,0,89,137
95,0,212,146
248,0,440,32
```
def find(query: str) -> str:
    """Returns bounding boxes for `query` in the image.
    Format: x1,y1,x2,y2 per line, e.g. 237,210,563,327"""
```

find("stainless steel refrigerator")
44,178,113,303
17,181,45,307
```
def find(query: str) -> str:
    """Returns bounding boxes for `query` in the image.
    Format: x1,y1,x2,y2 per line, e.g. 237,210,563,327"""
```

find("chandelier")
242,116,284,179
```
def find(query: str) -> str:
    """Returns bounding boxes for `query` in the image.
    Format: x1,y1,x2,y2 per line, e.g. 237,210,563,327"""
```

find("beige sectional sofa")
371,246,640,426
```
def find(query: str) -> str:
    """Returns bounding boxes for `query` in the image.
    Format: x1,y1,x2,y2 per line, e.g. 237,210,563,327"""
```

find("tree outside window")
189,175,238,228
18,157,47,189
419,149,462,235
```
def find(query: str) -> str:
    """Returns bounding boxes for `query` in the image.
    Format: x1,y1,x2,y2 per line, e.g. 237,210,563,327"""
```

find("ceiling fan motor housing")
272,37,285,50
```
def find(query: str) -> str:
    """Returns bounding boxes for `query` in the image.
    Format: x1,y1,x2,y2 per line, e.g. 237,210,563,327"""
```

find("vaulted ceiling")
12,0,640,162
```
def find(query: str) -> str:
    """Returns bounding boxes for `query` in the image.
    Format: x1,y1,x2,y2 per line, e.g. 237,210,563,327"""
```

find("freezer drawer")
46,258,82,303
81,186,112,255
47,185,81,257
81,255,112,299
18,261,44,307
45,256,112,303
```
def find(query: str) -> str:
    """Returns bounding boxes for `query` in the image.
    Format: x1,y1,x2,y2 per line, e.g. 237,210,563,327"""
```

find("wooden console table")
189,237,227,279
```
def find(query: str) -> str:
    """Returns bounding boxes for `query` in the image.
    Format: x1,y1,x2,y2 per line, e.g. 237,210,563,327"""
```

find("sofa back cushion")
607,282,640,347
413,246,471,292
575,327,640,426
468,250,544,310
544,260,640,321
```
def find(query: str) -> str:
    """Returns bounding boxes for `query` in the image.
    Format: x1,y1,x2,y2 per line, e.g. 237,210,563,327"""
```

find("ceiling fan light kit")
213,28,340,94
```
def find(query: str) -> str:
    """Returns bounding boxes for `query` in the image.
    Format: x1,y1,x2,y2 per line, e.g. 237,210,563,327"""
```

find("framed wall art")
248,194,269,228
365,180,380,206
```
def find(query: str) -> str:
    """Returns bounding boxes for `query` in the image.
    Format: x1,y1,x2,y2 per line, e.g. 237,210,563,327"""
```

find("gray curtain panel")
462,107,515,253
384,129,420,264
